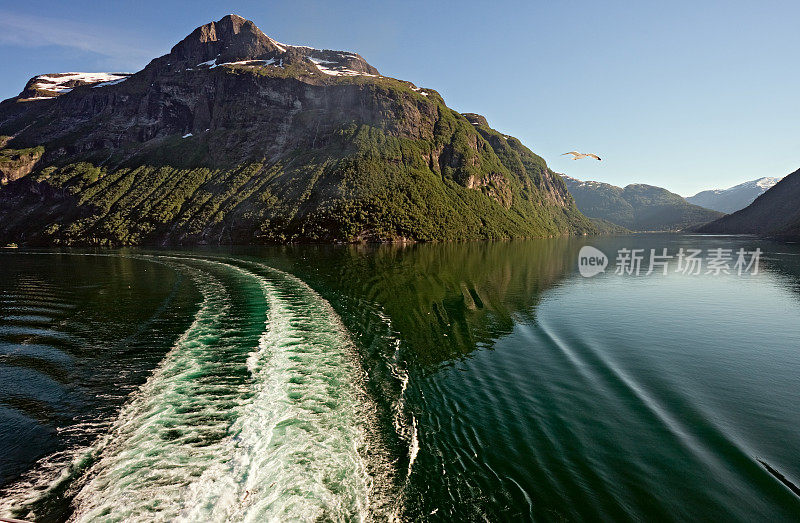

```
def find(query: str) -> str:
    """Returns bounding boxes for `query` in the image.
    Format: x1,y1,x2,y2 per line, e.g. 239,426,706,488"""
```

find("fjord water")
1,236,799,521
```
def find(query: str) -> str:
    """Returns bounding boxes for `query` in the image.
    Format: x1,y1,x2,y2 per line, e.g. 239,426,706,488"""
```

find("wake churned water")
7,237,799,521
1,254,394,522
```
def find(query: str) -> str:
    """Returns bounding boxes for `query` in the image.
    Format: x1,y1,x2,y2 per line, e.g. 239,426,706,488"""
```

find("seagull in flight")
562,151,601,161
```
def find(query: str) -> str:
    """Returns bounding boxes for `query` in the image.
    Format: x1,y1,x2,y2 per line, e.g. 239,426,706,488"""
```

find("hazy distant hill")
698,168,800,237
561,175,724,231
687,177,781,213
0,14,595,246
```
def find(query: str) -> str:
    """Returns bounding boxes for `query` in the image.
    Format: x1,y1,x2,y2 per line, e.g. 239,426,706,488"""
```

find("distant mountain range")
686,177,781,213
0,14,594,246
698,168,800,237
560,175,723,231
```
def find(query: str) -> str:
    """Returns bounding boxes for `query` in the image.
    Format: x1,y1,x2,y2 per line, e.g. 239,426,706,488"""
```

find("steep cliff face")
0,14,594,246
0,145,43,184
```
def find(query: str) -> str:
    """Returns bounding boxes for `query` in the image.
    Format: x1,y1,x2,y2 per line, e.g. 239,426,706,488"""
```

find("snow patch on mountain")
93,78,129,88
306,56,377,77
17,72,131,101
195,58,281,70
686,176,783,213
755,177,780,189
34,73,129,92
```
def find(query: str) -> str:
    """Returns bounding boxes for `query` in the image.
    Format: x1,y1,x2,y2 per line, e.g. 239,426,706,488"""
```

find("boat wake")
1,254,395,522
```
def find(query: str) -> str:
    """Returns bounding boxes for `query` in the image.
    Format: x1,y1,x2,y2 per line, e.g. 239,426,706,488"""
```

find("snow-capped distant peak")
686,175,784,213
722,176,781,191
756,176,780,189
559,174,608,188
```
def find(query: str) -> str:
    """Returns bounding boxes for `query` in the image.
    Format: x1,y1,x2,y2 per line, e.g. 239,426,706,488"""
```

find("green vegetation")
0,145,44,184
0,116,594,246
562,177,723,231
0,146,44,163
589,218,630,234
0,27,596,247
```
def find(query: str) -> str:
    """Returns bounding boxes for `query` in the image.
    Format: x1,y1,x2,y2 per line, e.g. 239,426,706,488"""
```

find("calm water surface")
1,235,799,521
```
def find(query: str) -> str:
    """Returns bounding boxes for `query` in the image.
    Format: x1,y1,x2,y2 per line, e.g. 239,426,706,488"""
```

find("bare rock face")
0,147,43,184
146,14,379,79
462,113,489,127
0,14,594,245
168,14,285,66
1,15,387,163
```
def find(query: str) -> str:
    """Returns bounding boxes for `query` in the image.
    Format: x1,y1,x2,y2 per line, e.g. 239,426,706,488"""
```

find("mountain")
561,175,724,231
0,14,594,246
686,177,781,213
697,168,800,237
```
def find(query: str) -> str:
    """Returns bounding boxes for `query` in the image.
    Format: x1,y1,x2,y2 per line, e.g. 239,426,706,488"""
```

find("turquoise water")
1,235,799,521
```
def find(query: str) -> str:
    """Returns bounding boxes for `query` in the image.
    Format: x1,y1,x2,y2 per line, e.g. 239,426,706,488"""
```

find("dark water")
1,236,799,521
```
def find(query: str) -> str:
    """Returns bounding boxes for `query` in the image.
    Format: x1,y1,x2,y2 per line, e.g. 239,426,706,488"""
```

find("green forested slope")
0,15,594,246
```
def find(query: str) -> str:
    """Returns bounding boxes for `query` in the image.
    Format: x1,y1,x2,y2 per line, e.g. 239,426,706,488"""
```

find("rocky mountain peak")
8,14,382,103
0,13,594,245
168,14,285,65
153,14,379,76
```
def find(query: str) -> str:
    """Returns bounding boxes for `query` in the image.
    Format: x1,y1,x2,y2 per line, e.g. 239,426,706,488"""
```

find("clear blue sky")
1,0,797,196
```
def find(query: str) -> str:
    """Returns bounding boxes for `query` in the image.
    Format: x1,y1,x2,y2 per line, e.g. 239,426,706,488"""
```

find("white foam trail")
371,309,415,521
380,313,417,480
67,263,238,522
174,259,375,521
64,256,380,522
407,416,419,479
1,254,392,521
0,261,222,519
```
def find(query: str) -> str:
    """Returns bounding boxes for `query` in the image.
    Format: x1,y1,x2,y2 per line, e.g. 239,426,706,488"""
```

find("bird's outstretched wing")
586,154,601,161
562,151,580,157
